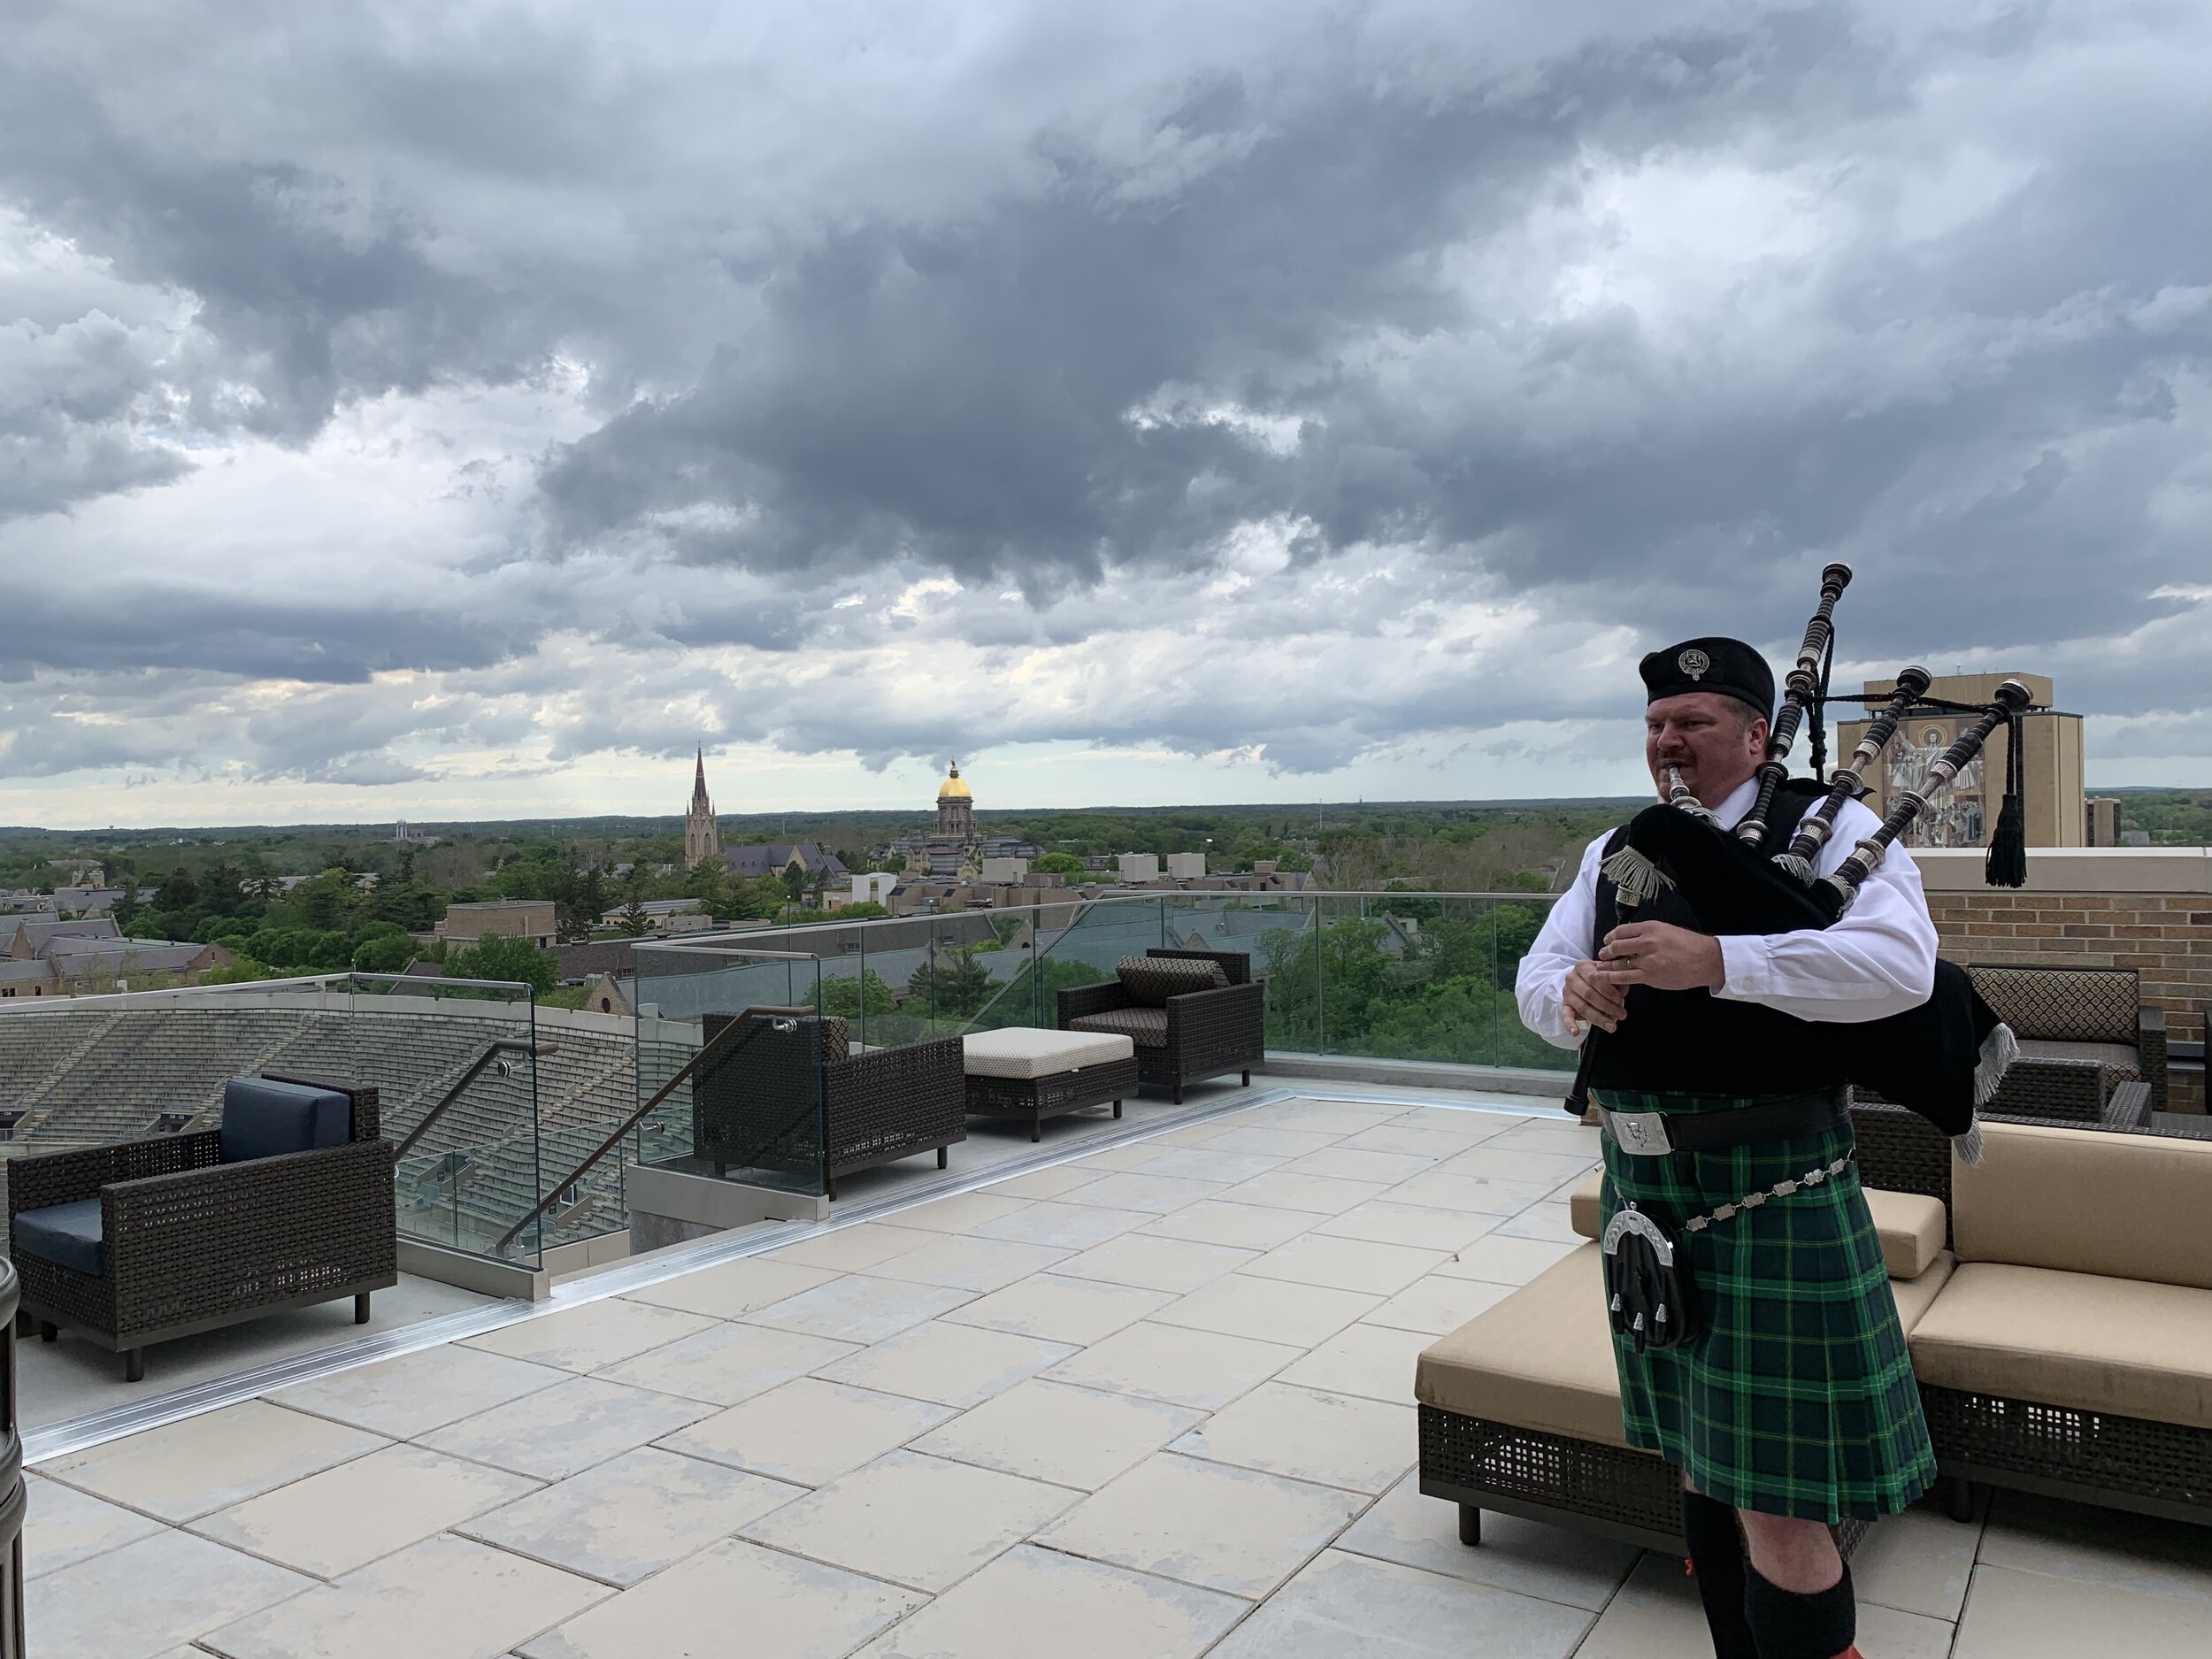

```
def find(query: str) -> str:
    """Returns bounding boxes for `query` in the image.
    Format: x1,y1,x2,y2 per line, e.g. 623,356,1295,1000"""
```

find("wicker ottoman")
962,1029,1140,1142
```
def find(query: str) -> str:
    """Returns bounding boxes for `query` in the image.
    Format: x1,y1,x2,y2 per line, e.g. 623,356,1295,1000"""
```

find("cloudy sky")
2,1,2205,828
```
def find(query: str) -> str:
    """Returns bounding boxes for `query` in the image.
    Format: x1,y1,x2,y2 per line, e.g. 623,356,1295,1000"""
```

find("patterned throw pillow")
1114,954,1229,1008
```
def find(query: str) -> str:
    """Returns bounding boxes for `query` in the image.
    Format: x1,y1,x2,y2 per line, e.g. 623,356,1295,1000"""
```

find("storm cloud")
0,0,2205,821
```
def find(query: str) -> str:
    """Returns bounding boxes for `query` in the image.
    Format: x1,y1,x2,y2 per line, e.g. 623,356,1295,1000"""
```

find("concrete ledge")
1916,846,2212,894
625,1163,830,1250
1258,1052,1575,1101
397,1238,551,1302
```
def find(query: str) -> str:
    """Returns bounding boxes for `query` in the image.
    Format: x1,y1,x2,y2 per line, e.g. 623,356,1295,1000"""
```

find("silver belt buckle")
1604,1110,1674,1157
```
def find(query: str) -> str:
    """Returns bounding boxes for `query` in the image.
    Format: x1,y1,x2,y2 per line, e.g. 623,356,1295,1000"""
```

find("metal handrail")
494,1006,810,1255
0,1256,24,1655
393,1040,560,1159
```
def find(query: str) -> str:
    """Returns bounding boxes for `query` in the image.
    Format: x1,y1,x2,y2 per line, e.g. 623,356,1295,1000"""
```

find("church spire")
685,748,722,866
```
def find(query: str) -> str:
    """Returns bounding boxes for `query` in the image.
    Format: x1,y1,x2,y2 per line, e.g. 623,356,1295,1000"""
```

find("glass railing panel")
340,972,547,1264
632,946,826,1198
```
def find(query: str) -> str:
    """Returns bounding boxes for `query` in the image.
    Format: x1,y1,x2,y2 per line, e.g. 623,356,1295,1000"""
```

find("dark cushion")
1070,1008,1172,1048
2017,1038,2142,1084
220,1077,352,1164
15,1198,105,1277
1113,955,1229,1008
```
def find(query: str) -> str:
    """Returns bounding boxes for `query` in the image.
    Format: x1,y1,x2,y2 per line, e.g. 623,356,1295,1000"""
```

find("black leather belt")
1599,1087,1849,1157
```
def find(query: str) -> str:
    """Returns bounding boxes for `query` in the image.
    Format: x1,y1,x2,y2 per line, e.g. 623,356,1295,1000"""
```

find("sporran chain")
1678,1154,1854,1233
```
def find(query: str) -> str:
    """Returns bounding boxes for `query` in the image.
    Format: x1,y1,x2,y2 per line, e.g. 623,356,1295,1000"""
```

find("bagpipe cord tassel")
1985,703,2029,888
1600,844,1673,910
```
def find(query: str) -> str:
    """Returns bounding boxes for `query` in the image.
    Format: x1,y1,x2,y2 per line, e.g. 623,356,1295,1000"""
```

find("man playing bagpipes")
1512,612,2014,1659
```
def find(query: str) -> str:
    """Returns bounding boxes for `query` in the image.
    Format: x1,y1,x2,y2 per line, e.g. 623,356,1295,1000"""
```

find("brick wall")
1924,887,2209,1114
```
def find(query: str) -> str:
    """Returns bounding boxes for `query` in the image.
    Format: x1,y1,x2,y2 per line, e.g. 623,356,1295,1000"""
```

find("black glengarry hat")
1640,636,1774,721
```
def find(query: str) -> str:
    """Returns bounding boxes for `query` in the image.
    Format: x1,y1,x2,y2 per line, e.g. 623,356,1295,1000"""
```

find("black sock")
1679,1492,1758,1659
1744,1561,1856,1659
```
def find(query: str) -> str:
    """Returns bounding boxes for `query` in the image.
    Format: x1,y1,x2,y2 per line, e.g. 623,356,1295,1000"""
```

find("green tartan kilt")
1594,1087,1936,1522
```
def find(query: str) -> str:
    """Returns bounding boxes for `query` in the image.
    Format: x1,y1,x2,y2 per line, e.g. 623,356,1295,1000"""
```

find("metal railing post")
0,1257,26,1658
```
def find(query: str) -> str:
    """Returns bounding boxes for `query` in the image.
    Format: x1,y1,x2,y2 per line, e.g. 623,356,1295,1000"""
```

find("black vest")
1584,781,1849,1098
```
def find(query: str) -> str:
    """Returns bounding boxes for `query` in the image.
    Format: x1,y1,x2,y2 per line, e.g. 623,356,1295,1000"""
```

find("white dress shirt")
1515,776,1938,1050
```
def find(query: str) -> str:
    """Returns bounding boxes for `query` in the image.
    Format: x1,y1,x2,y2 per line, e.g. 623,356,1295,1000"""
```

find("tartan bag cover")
1594,1087,1937,1522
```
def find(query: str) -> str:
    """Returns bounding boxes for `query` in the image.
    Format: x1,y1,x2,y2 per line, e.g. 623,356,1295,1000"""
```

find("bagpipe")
1592,565,2033,1156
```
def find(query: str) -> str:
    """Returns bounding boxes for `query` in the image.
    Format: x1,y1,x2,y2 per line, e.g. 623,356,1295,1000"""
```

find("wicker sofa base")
21,1277,389,1380
1921,1384,2212,1527
965,1055,1140,1141
1417,1405,1872,1555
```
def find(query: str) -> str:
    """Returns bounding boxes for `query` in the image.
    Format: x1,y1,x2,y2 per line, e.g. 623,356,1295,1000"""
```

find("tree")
351,932,418,974
820,970,899,1018
905,948,995,1020
780,863,808,917
1033,852,1085,876
449,933,557,995
618,864,651,936
879,853,908,874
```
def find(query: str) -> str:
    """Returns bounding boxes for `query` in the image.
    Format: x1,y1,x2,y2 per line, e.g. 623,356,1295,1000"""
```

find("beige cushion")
1113,955,1227,1008
1416,1242,1958,1450
1955,1120,2212,1289
1867,1190,1947,1280
1887,1249,1955,1333
1415,1243,1640,1450
963,1026,1134,1079
1909,1262,2212,1431
1067,1008,1170,1048
1564,1172,1947,1281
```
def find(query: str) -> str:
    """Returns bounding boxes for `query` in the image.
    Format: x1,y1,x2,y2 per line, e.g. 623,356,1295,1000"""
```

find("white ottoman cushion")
963,1027,1136,1080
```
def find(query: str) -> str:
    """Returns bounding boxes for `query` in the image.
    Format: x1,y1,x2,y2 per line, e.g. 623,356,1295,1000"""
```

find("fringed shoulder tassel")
1974,1022,2019,1109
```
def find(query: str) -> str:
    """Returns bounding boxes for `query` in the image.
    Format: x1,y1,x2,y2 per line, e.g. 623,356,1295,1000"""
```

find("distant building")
880,759,1041,878
684,750,723,867
1164,853,1207,879
5,917,120,959
0,933,232,998
435,901,557,949
1839,672,2085,849
2085,796,2123,846
597,898,712,935
825,872,899,911
1118,853,1161,883
392,821,438,847
723,841,848,882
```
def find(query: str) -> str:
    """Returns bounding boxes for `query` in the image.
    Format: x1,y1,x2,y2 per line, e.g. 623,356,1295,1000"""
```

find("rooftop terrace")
19,1083,2209,1659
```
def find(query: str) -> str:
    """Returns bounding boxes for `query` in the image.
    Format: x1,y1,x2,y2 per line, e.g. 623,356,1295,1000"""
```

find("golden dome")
937,758,972,800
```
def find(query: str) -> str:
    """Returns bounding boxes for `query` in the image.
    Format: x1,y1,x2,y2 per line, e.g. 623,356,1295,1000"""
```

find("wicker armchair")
695,1013,966,1200
7,1074,395,1382
1057,949,1265,1104
1970,964,2170,1114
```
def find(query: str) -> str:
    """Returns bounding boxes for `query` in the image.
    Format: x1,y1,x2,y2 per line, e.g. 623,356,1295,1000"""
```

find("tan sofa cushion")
1416,1243,1640,1450
1887,1250,1955,1334
1909,1262,2212,1431
1416,1243,1958,1451
1566,1172,1947,1280
1955,1120,2212,1289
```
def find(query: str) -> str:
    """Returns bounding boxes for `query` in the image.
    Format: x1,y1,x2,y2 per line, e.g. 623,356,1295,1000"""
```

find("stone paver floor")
24,1090,2212,1657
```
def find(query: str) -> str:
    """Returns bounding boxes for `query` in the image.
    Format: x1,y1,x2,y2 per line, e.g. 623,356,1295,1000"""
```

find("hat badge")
1678,648,1711,681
